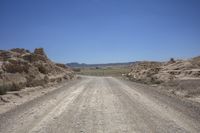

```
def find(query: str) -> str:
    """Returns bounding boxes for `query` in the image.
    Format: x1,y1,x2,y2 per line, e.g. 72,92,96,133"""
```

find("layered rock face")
0,48,74,94
127,57,200,84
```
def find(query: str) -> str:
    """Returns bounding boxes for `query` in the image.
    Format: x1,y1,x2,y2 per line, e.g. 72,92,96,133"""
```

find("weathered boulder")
26,74,46,87
34,48,47,57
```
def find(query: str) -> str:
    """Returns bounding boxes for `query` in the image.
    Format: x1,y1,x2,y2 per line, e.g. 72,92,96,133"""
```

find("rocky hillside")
127,57,200,84
0,48,74,95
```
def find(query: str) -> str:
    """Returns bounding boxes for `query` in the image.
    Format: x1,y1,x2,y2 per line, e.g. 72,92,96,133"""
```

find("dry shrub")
0,84,12,95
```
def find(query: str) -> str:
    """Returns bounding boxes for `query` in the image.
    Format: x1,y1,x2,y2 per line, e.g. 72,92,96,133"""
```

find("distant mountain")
66,62,135,68
66,63,88,68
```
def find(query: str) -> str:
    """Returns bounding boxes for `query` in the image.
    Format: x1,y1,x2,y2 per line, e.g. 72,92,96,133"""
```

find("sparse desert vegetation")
76,67,130,76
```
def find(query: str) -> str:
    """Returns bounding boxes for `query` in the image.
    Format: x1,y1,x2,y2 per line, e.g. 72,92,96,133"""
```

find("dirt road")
0,76,200,133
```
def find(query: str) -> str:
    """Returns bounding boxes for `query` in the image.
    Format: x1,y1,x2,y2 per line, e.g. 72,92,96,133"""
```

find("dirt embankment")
0,48,75,95
127,57,200,99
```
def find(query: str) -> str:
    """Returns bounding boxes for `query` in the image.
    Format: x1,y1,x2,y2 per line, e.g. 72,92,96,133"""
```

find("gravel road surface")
0,76,200,133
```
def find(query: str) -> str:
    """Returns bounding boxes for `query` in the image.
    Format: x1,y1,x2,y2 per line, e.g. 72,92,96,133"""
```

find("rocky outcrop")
127,57,200,84
0,48,75,95
34,48,47,56
127,61,163,83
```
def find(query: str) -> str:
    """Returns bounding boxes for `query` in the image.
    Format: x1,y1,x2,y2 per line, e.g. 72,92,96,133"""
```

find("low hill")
0,48,74,95
127,57,200,83
66,62,134,68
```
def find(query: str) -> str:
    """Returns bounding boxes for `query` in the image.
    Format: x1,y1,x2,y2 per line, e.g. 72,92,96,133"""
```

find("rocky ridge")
0,48,74,94
127,57,200,83
127,57,200,98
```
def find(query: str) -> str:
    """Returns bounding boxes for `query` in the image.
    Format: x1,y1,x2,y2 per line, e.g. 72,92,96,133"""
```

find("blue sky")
0,0,200,64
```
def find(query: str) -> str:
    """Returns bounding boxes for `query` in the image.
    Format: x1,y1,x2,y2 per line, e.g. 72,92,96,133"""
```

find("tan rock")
34,48,47,57
128,56,200,84
0,48,75,94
